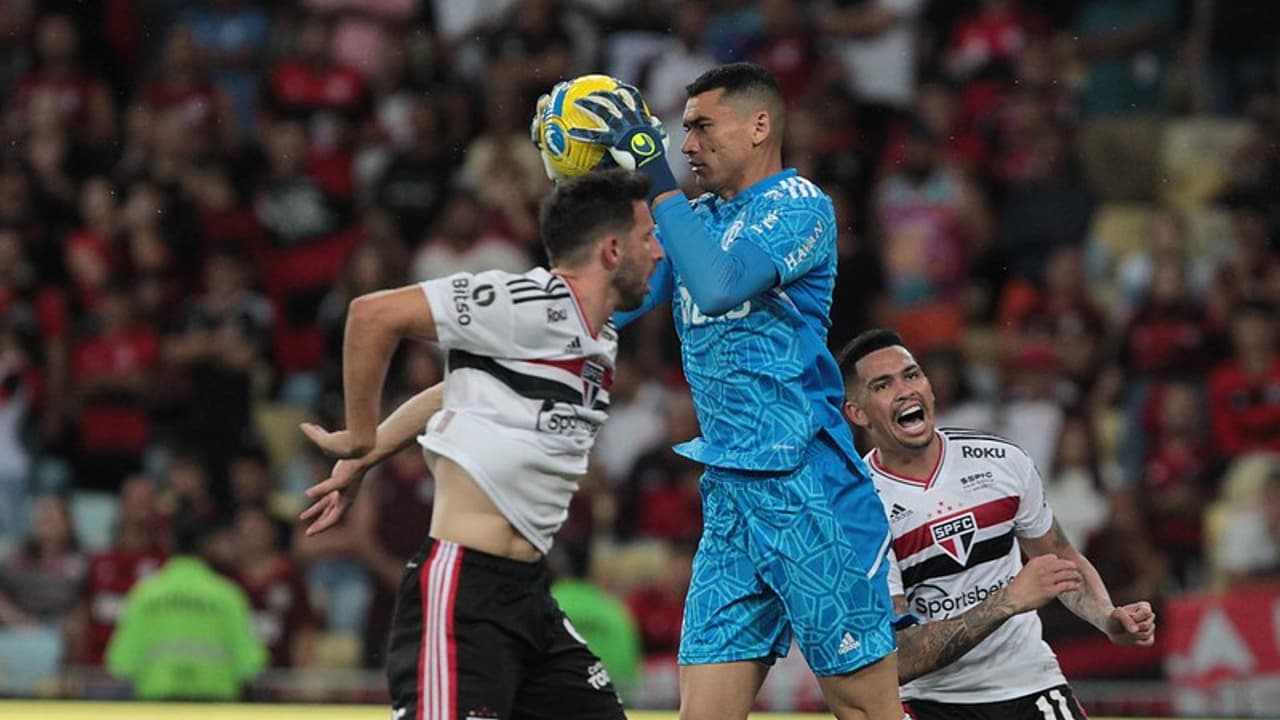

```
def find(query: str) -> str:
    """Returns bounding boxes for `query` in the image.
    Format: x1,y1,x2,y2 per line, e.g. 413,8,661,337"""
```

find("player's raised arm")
893,553,1083,683
569,84,780,316
340,286,438,458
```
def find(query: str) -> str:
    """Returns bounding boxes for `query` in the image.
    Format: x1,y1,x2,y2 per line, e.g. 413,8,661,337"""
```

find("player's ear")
751,110,771,147
601,233,622,270
843,398,869,428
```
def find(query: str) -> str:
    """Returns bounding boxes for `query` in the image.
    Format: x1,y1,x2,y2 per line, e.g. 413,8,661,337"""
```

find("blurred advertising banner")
1167,583,1280,716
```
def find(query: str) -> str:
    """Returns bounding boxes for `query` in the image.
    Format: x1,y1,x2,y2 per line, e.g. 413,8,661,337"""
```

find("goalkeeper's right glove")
569,84,677,202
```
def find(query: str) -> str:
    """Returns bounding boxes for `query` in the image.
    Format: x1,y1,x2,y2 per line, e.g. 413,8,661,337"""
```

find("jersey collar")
706,168,798,210
872,431,946,490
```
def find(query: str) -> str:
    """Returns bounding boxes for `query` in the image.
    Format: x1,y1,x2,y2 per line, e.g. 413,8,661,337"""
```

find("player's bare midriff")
427,454,543,563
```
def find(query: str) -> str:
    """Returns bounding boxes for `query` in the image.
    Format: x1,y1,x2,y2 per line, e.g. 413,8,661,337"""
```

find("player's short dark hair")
686,62,782,103
539,168,650,266
838,328,906,384
685,63,785,136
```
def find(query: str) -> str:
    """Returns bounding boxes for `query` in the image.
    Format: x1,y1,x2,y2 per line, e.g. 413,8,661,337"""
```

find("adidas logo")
889,503,911,523
565,337,582,354
838,632,860,655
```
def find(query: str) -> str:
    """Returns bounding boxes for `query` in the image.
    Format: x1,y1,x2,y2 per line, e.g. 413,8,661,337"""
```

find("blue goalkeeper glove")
569,85,677,201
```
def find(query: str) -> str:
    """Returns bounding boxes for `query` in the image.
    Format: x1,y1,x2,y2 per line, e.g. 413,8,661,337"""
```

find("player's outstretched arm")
895,554,1083,683
299,382,445,536
1019,520,1156,647
340,286,438,457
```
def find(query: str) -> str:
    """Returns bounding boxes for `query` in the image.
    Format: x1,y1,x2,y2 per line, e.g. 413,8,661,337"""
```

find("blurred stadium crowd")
0,0,1277,709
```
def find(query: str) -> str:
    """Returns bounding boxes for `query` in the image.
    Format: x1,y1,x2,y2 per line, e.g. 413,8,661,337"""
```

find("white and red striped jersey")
418,268,616,554
867,427,1067,703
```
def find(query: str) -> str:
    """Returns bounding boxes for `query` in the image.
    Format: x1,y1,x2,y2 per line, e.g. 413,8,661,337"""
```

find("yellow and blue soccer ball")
533,74,652,179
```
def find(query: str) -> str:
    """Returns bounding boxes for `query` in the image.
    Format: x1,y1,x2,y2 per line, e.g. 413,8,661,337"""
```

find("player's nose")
681,132,697,156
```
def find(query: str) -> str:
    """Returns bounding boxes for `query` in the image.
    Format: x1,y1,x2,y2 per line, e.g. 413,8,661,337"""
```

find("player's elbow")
695,287,745,317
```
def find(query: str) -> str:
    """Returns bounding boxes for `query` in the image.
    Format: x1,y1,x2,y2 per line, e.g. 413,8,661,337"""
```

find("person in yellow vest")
106,520,266,700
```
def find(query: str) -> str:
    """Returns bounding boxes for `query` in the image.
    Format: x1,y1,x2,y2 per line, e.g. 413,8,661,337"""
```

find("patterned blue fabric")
665,169,857,472
678,435,896,674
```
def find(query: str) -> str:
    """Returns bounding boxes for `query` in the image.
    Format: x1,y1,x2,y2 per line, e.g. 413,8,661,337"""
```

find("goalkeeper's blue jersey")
666,169,860,472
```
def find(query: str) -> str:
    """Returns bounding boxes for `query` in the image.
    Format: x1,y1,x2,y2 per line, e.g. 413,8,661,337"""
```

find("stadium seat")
1078,116,1165,203
1158,118,1250,208
70,490,120,552
0,626,62,695
255,402,313,477
1084,203,1154,308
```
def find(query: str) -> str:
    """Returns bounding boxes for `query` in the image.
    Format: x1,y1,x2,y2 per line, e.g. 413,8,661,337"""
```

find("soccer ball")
534,74,631,179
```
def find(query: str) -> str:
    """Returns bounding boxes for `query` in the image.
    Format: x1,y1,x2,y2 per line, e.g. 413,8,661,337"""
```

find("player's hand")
300,422,370,459
1005,554,1083,614
299,458,367,536
530,86,572,183
569,85,675,197
1104,601,1156,647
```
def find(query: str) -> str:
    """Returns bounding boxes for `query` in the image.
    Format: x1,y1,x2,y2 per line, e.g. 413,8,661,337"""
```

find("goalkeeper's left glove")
569,85,677,202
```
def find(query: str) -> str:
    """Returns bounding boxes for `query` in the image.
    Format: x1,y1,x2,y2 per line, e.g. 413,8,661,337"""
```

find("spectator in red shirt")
141,25,238,156
1121,255,1213,379
69,283,159,492
1142,381,1214,588
750,0,822,102
1208,300,1280,458
0,226,68,448
230,504,316,668
8,13,116,148
945,0,1030,81
80,474,167,665
265,12,368,199
63,177,119,316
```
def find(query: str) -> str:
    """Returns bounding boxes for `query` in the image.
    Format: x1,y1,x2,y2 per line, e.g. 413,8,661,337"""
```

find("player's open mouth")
689,162,705,174
895,404,927,433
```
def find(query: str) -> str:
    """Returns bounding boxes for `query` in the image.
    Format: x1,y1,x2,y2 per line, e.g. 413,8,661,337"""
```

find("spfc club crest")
582,360,606,407
930,512,977,565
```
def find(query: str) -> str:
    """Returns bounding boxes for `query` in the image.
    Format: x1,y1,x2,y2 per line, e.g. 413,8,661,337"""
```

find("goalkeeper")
535,63,903,720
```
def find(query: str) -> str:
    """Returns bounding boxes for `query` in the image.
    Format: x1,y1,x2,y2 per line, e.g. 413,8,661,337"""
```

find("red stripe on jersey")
528,357,586,375
525,358,614,391
893,495,1020,562
554,273,599,339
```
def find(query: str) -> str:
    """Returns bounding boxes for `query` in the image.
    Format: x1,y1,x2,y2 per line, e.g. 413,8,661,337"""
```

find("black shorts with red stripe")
905,683,1088,720
386,538,626,720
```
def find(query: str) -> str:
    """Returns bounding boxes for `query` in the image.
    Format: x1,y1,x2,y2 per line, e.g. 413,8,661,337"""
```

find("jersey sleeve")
886,547,905,596
1013,451,1055,538
735,193,836,287
419,270,517,356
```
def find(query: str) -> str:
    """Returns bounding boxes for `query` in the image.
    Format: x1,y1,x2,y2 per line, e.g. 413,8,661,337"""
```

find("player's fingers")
576,93,622,120
299,497,327,521
306,499,341,536
305,474,349,498
1127,605,1154,622
565,127,611,144
314,498,349,535
299,422,333,447
1116,609,1140,633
